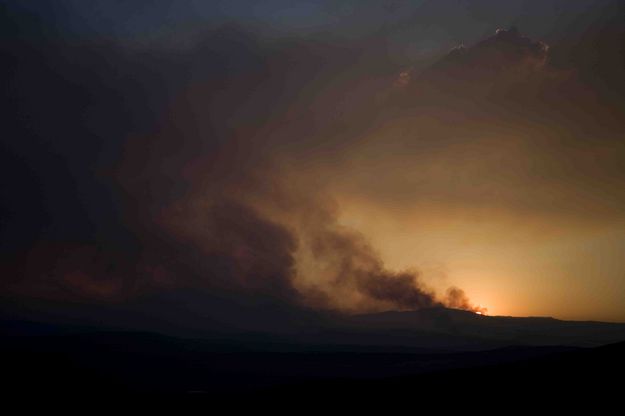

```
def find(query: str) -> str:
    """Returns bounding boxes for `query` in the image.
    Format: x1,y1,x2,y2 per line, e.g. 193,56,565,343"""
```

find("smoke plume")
4,1,624,322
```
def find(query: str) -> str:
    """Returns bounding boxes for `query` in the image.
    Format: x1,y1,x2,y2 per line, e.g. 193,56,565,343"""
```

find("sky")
1,0,625,323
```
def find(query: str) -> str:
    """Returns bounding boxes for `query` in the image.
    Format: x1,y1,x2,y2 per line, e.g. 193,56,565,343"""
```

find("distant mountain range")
3,291,625,351
347,307,625,348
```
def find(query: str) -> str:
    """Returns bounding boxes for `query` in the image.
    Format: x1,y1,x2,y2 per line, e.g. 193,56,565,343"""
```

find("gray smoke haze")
2,1,625,320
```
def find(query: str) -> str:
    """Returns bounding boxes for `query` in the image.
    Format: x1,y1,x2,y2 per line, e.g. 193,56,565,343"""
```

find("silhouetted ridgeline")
4,294,625,348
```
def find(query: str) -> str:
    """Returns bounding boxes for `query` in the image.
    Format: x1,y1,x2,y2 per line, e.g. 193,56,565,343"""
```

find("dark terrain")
3,311,624,410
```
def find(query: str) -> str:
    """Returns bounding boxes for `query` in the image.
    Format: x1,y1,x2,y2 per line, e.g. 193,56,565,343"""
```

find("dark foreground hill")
265,340,625,412
2,326,624,411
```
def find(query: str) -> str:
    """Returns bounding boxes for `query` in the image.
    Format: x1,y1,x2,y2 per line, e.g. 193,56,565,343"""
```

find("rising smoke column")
2,14,559,315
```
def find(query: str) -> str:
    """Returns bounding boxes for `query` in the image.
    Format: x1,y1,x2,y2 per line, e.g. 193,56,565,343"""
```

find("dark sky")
2,0,625,324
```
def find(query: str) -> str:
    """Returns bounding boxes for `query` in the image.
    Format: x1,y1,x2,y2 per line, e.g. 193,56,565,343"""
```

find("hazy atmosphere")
4,2,625,409
2,0,625,325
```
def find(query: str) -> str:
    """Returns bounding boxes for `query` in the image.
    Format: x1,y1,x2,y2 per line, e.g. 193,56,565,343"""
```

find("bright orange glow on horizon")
333,193,625,322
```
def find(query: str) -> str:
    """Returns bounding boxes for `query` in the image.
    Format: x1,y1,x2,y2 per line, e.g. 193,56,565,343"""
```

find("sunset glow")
3,1,625,405
3,0,625,324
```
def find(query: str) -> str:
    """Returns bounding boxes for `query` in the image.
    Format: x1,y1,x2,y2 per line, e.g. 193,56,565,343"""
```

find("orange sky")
334,195,625,321
4,2,625,322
